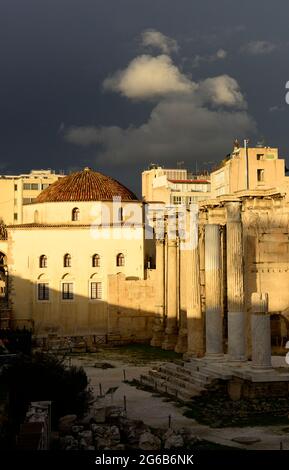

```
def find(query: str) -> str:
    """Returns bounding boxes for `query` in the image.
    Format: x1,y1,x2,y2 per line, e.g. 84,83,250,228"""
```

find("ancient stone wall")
107,271,156,343
242,197,289,346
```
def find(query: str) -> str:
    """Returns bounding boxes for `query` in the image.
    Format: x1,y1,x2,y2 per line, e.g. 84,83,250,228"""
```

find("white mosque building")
2,167,156,345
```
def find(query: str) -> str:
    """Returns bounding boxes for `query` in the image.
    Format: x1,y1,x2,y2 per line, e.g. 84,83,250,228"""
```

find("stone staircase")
139,358,232,403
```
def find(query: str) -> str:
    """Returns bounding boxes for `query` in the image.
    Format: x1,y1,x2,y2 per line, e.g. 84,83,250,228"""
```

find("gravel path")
69,351,289,450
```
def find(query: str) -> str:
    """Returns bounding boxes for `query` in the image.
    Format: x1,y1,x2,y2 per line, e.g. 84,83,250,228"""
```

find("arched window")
61,273,74,300
116,253,125,267
64,253,71,267
39,255,47,268
0,252,6,267
72,207,80,221
118,207,123,222
92,254,100,268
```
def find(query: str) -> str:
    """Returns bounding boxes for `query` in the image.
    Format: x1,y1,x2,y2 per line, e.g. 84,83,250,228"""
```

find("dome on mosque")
35,167,138,203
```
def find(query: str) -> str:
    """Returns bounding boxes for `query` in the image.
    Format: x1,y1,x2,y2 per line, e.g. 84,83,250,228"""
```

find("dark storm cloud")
1,0,289,193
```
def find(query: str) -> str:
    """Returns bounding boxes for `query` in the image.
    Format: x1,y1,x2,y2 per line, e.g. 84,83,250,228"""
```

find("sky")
1,0,289,194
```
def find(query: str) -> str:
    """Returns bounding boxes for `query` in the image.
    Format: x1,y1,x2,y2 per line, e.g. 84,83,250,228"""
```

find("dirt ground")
69,346,289,450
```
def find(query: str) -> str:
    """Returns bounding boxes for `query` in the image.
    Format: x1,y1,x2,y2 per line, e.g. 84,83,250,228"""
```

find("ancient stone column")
251,292,271,369
175,246,188,353
205,224,223,358
226,201,246,361
162,238,178,350
150,239,165,347
184,214,204,358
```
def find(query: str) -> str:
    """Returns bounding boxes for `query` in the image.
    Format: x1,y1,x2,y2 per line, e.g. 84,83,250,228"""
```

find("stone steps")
155,365,210,388
138,359,232,403
188,359,233,380
159,362,226,387
139,363,210,403
139,373,201,403
148,368,207,392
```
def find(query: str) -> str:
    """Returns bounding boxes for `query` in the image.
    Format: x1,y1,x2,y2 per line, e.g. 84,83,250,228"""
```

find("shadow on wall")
2,274,207,356
271,313,289,347
1,273,156,348
242,212,289,349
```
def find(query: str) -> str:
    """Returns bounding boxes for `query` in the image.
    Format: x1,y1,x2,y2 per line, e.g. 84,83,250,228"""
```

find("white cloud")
192,48,227,67
240,40,277,55
103,54,196,100
198,75,247,109
141,29,179,55
103,54,245,107
216,48,227,59
66,48,254,169
65,96,256,166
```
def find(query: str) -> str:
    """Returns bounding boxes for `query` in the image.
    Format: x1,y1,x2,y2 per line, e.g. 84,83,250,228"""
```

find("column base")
174,329,187,354
228,356,247,364
162,335,178,350
183,350,204,360
162,320,178,350
150,332,165,348
150,315,165,347
205,353,225,362
162,327,178,350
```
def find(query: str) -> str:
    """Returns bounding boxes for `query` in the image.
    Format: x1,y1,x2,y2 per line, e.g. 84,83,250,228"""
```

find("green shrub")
1,352,92,445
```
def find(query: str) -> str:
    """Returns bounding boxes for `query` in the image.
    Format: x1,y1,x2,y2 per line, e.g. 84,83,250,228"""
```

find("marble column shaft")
251,292,271,369
186,222,203,357
205,224,223,357
175,246,188,353
150,239,165,347
162,238,178,350
226,201,246,361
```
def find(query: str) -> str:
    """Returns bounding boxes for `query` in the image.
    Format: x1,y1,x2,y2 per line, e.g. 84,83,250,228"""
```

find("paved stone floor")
70,351,289,450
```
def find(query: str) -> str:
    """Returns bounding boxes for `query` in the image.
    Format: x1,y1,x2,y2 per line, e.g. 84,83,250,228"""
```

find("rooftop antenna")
244,138,249,189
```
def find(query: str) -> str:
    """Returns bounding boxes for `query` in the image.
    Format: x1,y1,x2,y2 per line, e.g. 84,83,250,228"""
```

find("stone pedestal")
151,240,165,347
162,322,178,350
205,224,223,358
150,315,165,348
175,325,187,354
162,239,178,350
184,211,204,358
226,201,246,362
251,292,272,369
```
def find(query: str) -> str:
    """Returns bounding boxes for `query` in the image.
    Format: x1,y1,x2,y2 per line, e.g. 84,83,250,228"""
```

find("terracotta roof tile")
35,167,138,203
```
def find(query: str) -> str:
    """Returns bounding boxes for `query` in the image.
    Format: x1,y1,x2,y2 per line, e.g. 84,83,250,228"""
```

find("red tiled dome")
35,167,138,203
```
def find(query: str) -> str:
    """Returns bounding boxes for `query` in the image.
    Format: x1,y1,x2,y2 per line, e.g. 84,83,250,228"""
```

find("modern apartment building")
142,165,211,206
0,169,65,225
210,142,287,198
